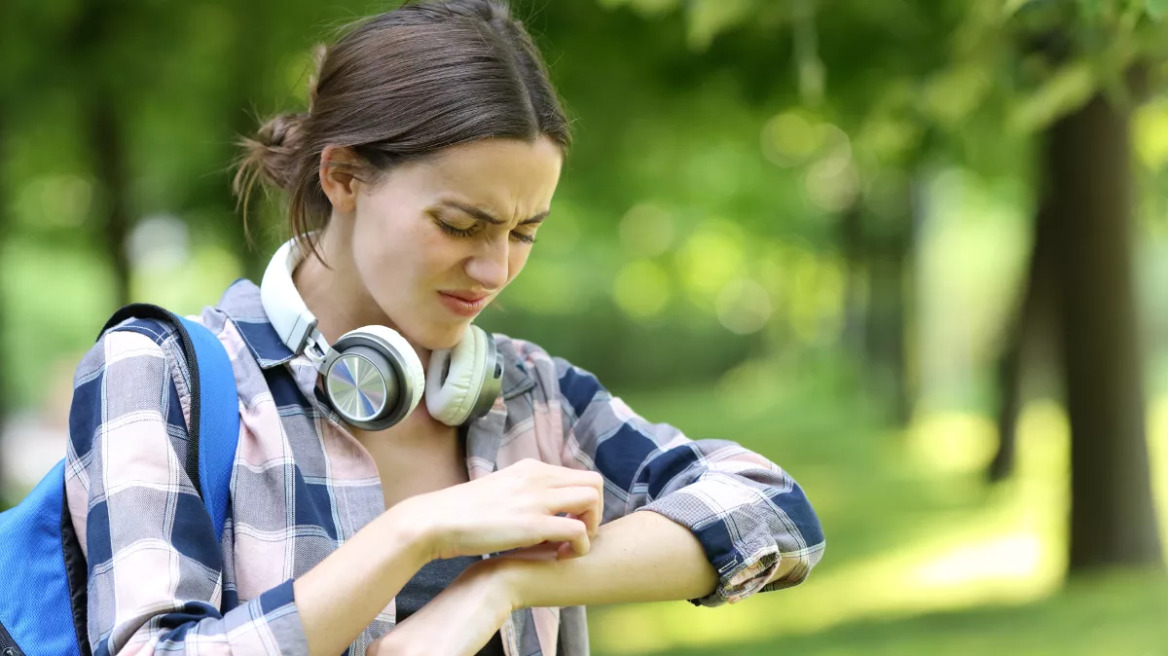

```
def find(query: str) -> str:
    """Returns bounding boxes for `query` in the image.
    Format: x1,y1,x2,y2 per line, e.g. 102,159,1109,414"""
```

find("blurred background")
2,0,1167,653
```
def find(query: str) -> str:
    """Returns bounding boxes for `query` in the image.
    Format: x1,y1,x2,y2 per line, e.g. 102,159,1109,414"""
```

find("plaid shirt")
65,279,825,656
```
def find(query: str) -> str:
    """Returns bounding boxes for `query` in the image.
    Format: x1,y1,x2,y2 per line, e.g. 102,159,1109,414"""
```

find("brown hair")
234,0,571,255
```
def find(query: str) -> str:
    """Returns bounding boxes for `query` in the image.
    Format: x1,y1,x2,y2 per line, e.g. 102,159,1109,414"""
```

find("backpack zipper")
0,620,25,656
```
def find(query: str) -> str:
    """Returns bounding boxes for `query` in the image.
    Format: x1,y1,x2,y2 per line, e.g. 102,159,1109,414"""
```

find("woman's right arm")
68,324,601,656
297,455,602,656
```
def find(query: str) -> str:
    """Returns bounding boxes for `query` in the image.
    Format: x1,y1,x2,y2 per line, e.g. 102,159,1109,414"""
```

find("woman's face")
348,136,563,350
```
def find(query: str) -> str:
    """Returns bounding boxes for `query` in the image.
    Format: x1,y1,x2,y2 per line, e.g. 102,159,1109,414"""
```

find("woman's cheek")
507,249,531,284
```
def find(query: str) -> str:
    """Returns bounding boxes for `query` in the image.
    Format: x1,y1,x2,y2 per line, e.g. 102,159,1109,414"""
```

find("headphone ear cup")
426,325,492,426
328,326,424,430
323,345,399,429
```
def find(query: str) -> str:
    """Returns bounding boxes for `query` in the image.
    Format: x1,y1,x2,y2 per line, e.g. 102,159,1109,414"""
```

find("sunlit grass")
590,387,1167,655
655,572,1168,656
1149,398,1168,553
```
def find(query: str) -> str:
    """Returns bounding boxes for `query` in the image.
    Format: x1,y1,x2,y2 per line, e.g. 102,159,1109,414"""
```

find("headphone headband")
261,238,320,355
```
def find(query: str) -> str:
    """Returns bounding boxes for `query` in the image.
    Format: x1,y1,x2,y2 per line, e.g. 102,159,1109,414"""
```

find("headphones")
260,238,502,431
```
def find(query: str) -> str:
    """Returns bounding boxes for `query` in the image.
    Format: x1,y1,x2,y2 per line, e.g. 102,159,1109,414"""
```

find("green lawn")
625,573,1168,656
588,363,1168,655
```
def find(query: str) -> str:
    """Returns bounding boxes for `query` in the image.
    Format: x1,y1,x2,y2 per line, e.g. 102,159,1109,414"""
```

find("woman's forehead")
393,137,563,207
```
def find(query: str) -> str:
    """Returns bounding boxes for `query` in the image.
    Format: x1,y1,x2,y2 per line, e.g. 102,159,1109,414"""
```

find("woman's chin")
412,322,469,353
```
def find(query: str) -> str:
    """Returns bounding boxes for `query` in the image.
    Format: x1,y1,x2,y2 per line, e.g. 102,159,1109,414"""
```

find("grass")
587,360,1168,655
641,572,1168,656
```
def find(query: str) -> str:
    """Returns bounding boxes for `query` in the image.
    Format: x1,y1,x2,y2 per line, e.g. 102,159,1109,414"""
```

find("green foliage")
2,0,1165,403
4,0,1162,400
1150,0,1168,20
1010,60,1098,132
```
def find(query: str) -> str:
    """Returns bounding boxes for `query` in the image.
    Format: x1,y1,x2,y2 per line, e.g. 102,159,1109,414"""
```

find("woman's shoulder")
76,300,236,378
75,315,188,387
68,314,198,482
70,304,238,446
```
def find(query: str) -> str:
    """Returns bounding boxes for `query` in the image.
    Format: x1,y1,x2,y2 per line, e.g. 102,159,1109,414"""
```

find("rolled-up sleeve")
66,322,308,655
546,351,825,607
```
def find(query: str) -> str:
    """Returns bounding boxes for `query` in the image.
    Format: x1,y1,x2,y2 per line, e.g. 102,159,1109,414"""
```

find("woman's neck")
291,225,432,368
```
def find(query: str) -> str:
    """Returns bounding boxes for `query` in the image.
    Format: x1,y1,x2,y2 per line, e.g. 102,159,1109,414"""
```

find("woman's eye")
435,215,537,244
435,219,477,237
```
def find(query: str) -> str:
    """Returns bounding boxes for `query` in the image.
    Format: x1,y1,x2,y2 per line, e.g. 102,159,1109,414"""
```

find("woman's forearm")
294,500,431,656
373,504,803,656
500,510,719,609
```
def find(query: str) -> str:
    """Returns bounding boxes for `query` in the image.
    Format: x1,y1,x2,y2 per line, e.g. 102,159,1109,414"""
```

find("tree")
991,3,1165,571
1048,87,1164,569
596,0,1165,574
988,193,1058,482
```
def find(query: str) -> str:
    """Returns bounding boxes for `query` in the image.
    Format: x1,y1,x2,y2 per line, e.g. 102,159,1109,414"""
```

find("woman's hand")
367,559,516,656
400,458,604,561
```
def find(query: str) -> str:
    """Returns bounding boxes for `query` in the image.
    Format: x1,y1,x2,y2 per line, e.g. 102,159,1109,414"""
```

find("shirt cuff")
252,579,309,654
634,475,807,607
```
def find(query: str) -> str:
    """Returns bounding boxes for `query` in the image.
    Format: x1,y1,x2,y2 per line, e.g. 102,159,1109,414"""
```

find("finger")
562,510,599,544
568,492,603,538
573,499,602,538
502,542,562,561
537,515,590,557
540,487,601,528
561,471,604,534
556,541,576,560
500,463,605,533
539,467,605,494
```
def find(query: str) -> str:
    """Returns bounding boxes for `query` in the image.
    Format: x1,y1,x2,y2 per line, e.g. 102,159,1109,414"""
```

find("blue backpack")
0,304,240,656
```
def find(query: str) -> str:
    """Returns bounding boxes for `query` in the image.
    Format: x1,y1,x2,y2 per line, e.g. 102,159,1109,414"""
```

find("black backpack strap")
60,493,89,656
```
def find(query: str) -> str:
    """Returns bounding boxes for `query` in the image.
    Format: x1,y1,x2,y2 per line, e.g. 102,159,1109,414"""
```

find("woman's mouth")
438,291,489,317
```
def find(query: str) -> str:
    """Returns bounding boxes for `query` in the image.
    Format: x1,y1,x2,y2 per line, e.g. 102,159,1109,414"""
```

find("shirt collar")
216,279,297,368
215,278,535,400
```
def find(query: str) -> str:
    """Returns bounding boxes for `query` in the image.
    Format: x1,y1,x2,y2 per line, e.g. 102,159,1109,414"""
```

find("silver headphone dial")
325,352,389,422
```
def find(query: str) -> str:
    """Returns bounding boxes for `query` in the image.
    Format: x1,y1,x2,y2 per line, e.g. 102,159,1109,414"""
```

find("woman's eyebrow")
440,200,549,225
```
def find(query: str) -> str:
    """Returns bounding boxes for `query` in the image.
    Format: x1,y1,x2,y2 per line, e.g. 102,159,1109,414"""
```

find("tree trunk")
989,307,1024,482
1049,93,1163,571
866,252,910,423
839,204,867,357
864,182,916,426
989,195,1059,481
89,97,132,308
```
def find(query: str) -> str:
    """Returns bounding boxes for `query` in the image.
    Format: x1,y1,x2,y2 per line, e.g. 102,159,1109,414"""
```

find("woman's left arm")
375,346,825,654
533,352,826,606
499,508,740,608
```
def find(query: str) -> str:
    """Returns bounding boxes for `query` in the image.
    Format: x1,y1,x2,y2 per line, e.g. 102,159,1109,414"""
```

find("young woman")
65,1,825,655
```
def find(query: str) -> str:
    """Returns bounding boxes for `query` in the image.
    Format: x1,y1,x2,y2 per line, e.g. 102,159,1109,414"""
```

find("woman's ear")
319,145,363,214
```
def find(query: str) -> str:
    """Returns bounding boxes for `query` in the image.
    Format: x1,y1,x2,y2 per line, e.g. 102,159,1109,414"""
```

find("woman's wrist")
380,494,439,568
468,558,519,606
486,556,543,612
371,558,516,656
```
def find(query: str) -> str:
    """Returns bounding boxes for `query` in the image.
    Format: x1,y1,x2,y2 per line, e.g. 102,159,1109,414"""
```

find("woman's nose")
465,238,509,291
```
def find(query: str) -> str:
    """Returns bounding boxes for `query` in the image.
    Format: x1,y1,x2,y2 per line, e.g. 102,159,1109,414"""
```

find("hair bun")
257,112,306,153
236,112,307,195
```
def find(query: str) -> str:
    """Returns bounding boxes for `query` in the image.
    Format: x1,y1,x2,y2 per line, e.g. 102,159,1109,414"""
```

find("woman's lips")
438,291,489,317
